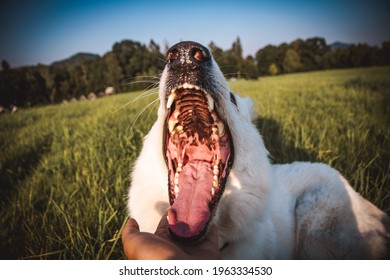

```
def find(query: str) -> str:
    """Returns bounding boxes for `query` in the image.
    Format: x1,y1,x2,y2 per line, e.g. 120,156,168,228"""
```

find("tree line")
1,37,389,107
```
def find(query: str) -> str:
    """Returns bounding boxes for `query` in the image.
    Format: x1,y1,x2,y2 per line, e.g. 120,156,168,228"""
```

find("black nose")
166,41,211,67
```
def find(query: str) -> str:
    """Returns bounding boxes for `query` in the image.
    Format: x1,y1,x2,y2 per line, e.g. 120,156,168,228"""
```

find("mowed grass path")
0,66,389,259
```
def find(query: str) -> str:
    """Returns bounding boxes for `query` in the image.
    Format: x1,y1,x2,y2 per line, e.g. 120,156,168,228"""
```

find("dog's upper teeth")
168,118,178,133
216,121,225,137
182,83,193,89
206,93,214,111
167,92,176,109
211,112,218,122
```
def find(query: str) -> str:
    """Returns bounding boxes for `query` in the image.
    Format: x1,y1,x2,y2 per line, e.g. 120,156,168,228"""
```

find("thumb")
122,218,140,245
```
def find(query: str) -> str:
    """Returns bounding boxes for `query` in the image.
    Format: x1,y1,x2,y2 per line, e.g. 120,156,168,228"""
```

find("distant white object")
105,87,115,95
11,105,18,114
88,92,97,100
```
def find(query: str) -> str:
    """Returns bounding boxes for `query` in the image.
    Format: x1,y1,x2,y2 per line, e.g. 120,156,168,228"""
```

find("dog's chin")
163,83,234,242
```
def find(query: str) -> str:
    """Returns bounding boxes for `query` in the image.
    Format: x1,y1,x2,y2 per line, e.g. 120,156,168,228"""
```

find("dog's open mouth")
164,83,234,241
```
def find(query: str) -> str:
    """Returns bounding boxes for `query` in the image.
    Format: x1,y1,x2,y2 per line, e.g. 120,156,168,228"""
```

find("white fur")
128,56,389,259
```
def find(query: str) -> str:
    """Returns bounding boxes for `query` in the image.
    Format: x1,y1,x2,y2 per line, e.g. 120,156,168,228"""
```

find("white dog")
128,41,389,259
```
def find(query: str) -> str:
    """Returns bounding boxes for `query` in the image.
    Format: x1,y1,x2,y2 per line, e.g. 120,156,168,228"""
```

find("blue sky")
0,0,389,68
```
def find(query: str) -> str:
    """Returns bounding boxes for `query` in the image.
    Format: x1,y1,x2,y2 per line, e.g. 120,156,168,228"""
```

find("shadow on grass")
254,116,317,164
0,134,52,259
0,134,52,207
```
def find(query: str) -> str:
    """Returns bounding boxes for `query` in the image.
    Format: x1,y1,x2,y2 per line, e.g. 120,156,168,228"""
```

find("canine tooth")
217,121,225,136
206,93,214,111
166,93,176,109
212,127,218,135
211,187,215,196
174,184,179,194
211,112,218,121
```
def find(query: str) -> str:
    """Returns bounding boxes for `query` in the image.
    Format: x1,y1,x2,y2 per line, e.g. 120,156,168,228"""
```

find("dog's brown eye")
167,50,179,63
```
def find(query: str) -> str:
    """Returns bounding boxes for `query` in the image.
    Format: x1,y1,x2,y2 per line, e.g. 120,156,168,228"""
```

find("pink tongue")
168,160,213,238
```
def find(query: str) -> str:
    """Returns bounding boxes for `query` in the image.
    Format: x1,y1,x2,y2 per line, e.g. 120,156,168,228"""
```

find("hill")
330,41,351,50
51,52,100,67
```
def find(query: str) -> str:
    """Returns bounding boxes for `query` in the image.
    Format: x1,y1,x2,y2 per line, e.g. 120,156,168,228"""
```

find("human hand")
122,213,220,260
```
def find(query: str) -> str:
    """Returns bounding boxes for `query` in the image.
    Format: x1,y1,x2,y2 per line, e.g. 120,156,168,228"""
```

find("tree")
283,49,302,73
1,60,10,71
256,44,287,75
242,55,258,79
232,37,243,78
268,63,279,76
104,52,124,92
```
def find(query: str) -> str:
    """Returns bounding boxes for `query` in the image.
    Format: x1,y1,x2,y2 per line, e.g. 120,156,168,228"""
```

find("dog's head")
158,41,268,242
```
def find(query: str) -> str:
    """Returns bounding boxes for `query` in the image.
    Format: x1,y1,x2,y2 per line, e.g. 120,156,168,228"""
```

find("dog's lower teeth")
211,187,215,196
213,165,219,175
174,176,179,185
174,184,179,195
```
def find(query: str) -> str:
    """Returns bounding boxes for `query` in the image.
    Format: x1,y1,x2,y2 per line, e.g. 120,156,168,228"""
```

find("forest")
1,37,389,107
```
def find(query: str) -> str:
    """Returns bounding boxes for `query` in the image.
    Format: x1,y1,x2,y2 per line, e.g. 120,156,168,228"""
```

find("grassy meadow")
0,66,389,259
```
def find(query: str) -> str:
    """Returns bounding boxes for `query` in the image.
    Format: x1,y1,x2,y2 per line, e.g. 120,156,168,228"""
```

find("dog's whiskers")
105,82,159,118
127,97,159,134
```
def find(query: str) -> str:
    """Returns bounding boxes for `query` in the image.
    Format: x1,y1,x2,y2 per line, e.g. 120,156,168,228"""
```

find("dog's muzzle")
162,42,234,242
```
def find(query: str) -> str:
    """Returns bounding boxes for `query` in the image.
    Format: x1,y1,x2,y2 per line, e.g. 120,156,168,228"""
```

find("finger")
122,218,140,238
154,212,171,238
122,218,142,259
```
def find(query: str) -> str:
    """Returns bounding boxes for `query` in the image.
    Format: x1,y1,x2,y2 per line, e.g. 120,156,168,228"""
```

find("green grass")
0,66,389,259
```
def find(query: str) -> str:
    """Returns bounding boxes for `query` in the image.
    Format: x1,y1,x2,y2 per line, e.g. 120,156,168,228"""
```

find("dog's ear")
233,93,256,122
230,92,237,107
